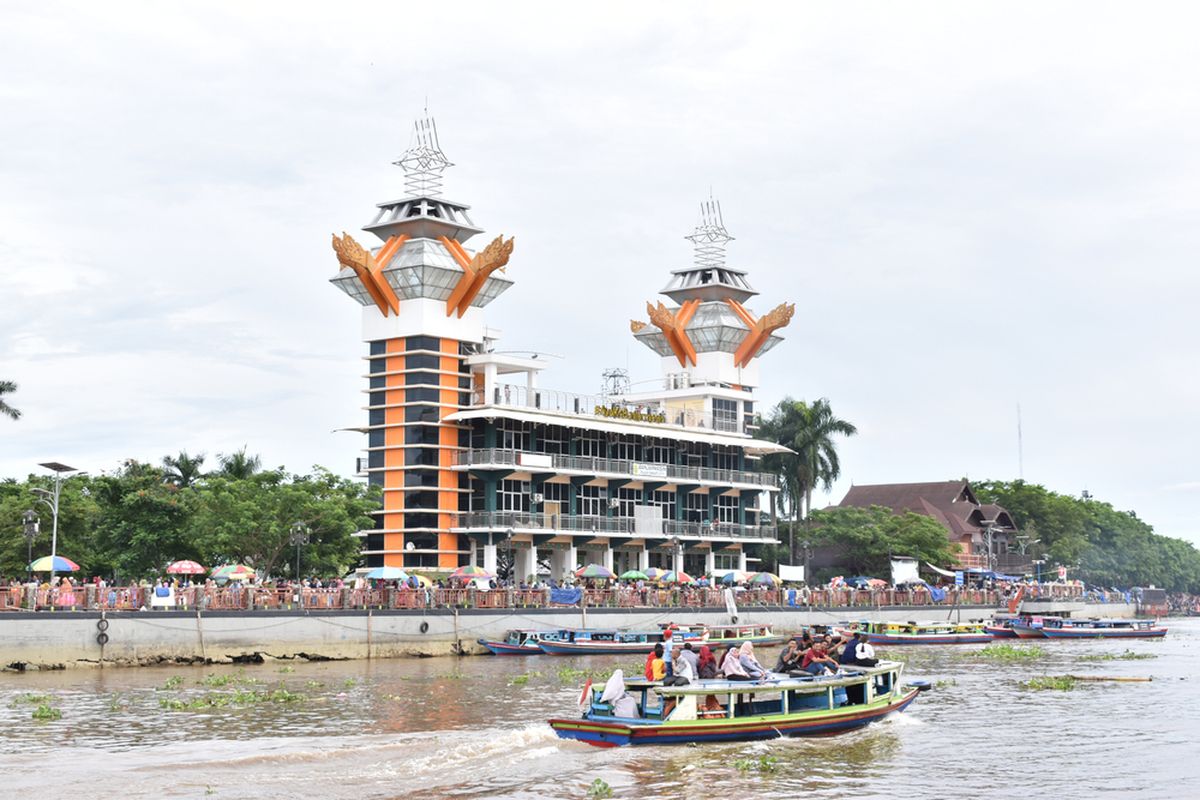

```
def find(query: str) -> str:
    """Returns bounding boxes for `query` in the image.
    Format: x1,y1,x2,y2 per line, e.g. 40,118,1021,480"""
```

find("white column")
673,545,684,573
519,546,537,583
705,550,716,576
603,546,614,572
638,546,650,572
483,543,498,575
738,548,748,572
566,544,578,577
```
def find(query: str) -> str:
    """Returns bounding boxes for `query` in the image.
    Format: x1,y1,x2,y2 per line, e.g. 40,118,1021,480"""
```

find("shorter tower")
328,112,516,570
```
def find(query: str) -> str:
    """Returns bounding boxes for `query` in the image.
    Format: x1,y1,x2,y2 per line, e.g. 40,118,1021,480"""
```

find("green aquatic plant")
934,678,957,688
1021,675,1077,691
159,675,184,690
343,678,357,689
278,665,295,673
304,680,325,689
9,693,52,707
974,644,1046,662
510,675,530,686
200,674,232,687
587,778,613,798
734,755,778,773
32,704,62,721
1078,649,1156,662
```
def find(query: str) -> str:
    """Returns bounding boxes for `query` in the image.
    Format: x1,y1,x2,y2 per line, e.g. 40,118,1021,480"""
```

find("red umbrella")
166,560,206,574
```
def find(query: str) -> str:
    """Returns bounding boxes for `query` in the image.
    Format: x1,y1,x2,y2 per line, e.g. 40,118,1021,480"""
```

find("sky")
2,2,1198,545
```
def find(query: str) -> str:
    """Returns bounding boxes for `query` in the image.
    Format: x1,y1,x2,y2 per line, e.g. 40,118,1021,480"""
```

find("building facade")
329,115,793,580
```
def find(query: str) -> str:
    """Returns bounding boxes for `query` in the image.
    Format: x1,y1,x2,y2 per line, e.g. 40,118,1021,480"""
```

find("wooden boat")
549,661,924,746
837,620,992,645
1040,618,1167,640
477,629,569,655
702,623,787,648
537,624,708,655
984,622,1019,638
1010,616,1064,639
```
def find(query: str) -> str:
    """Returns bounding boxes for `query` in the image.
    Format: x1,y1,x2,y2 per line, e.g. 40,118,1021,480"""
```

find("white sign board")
778,564,806,583
890,558,920,585
631,462,669,478
517,453,553,470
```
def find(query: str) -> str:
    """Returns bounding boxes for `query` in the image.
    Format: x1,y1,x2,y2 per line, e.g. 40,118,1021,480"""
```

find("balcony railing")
473,384,744,434
449,511,777,541
451,447,778,488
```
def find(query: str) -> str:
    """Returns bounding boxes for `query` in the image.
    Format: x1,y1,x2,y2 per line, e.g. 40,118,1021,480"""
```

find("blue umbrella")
365,566,409,581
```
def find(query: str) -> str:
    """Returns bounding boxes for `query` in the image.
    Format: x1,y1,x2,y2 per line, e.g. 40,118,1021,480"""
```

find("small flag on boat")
579,678,593,707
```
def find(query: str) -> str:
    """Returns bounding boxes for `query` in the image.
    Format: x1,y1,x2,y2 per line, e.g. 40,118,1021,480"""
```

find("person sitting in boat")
774,639,802,673
801,640,838,675
697,645,719,679
851,636,878,667
665,648,695,686
721,645,752,680
738,642,768,679
647,644,667,681
678,642,700,676
644,643,665,680
599,669,641,719
839,632,863,667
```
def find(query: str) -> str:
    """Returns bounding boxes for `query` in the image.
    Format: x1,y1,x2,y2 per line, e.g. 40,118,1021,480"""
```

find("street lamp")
22,510,39,581
290,522,310,582
32,462,83,583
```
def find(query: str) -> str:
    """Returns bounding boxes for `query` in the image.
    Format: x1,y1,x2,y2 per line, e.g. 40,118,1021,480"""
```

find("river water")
2,619,1196,799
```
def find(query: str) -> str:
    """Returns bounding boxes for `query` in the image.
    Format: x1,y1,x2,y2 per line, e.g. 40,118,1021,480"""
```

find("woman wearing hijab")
721,644,751,680
697,645,719,679
599,669,641,718
738,641,767,679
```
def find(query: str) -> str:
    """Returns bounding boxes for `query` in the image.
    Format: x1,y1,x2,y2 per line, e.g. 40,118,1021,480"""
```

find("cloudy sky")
2,2,1198,545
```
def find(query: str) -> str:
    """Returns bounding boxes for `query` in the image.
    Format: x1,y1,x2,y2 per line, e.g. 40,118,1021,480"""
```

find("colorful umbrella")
407,574,433,588
450,565,495,580
643,567,667,580
659,570,696,584
749,572,782,586
575,564,616,580
365,566,409,581
166,560,206,574
720,570,750,585
619,569,649,581
29,555,79,572
212,564,256,581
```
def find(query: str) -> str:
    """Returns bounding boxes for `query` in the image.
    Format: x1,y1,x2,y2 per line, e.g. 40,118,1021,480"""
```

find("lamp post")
22,510,39,582
290,522,310,583
1032,558,1046,584
32,462,82,583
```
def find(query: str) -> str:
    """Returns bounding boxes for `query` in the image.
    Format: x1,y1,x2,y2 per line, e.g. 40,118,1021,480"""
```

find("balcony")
450,447,778,489
472,384,745,434
449,511,777,541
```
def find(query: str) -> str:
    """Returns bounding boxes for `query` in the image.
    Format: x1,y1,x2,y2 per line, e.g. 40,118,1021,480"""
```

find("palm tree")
217,446,261,479
0,380,21,420
762,397,857,560
162,450,206,488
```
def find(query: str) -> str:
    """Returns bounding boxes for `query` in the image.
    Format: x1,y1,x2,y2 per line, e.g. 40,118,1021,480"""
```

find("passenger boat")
983,615,1020,638
836,620,992,645
477,629,569,655
1040,618,1167,640
703,623,787,648
1010,616,1064,639
549,661,925,746
537,624,708,655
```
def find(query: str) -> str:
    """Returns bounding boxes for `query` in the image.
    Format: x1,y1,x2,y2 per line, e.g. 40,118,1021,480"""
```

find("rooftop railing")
450,447,778,488
472,385,744,434
448,511,777,541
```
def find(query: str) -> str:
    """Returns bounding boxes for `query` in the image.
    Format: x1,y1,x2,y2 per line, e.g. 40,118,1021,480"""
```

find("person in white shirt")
854,638,878,667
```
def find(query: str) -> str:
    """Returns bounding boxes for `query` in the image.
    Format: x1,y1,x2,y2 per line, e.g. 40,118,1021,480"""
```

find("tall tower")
329,112,515,570
631,198,794,392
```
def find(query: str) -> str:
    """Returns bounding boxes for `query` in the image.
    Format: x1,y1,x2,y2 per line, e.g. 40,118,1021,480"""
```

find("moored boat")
477,628,569,655
837,620,992,645
549,661,924,746
537,624,707,655
1010,616,1064,639
1040,618,1167,640
701,623,787,648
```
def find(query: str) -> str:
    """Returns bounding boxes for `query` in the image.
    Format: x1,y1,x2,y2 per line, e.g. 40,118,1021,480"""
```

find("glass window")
578,485,603,517
369,341,387,356
407,335,441,352
404,469,439,487
406,354,440,371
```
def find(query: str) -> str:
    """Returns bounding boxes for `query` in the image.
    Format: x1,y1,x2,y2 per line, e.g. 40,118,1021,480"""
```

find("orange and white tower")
328,113,515,570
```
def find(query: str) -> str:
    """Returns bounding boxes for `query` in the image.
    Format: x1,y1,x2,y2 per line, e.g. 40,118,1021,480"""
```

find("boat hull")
984,625,1017,638
1040,627,1167,640
704,635,788,648
477,639,543,655
538,640,660,655
838,628,992,645
550,688,919,747
1010,625,1046,639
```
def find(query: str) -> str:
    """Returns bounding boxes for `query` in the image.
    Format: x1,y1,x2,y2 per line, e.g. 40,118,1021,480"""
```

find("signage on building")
631,462,669,478
517,453,552,469
594,404,667,425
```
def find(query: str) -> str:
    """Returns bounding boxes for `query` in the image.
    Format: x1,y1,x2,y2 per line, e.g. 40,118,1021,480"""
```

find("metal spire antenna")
393,108,454,198
684,196,734,269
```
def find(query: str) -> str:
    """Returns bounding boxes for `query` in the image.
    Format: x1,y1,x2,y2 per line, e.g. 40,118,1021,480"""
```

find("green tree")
0,380,20,420
760,397,857,560
806,505,957,578
90,460,197,579
0,474,100,578
162,450,206,488
216,446,261,479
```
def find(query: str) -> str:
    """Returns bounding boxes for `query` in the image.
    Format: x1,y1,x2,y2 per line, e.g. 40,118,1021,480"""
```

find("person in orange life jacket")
645,643,666,680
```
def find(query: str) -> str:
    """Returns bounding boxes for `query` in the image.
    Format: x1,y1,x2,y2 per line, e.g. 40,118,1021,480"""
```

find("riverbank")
1,602,1139,670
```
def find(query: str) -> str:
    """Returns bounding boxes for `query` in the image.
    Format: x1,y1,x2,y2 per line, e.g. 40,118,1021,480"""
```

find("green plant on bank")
974,644,1046,662
587,778,613,798
1078,649,1157,662
734,755,779,773
8,693,52,707
1021,675,1077,691
32,704,62,721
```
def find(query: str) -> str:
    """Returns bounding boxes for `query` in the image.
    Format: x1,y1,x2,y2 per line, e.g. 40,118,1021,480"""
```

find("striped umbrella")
451,565,495,580
643,567,667,580
212,564,256,581
29,555,79,572
720,570,751,585
659,570,696,584
166,560,206,574
575,564,616,580
749,571,782,586
365,566,409,581
407,574,433,588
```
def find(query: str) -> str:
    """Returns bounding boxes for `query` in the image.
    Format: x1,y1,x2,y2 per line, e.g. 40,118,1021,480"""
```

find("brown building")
837,480,1025,572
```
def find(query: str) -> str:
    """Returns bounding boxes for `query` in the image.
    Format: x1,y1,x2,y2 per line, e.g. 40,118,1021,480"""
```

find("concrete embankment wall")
0,602,1137,670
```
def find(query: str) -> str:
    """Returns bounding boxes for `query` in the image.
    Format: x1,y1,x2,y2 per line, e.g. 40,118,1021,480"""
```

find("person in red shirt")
644,643,665,679
801,640,838,675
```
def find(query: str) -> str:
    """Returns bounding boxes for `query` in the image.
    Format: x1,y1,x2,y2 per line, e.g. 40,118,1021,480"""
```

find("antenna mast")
393,107,454,198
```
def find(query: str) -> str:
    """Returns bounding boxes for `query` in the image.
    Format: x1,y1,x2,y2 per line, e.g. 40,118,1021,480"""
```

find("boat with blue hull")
837,620,992,645
537,625,707,655
477,629,569,655
1040,619,1167,639
549,662,924,747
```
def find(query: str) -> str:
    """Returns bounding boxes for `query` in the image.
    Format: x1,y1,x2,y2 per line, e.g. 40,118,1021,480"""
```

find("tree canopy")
802,505,958,579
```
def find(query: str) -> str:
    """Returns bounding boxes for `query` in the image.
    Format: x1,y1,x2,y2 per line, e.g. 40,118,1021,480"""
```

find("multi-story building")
329,114,794,580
